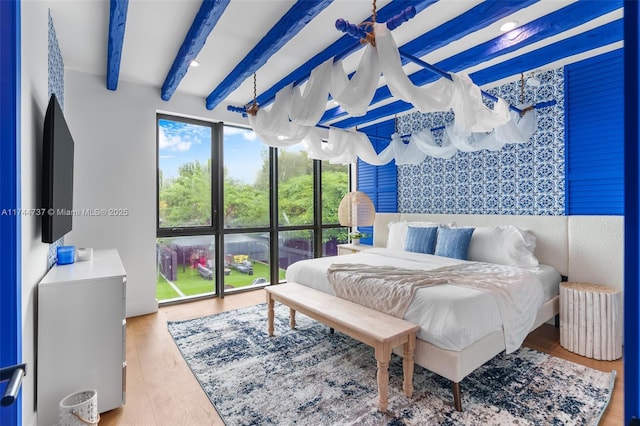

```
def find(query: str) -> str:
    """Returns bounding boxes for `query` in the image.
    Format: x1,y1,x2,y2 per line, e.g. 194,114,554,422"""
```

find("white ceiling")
47,0,624,129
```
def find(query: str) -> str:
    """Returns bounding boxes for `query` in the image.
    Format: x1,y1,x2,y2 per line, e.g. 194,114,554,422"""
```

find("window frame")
156,116,349,302
156,113,221,238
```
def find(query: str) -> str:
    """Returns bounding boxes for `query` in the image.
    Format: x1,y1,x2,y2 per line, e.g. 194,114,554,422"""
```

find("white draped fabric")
445,108,536,154
329,45,381,116
248,85,311,148
303,128,393,165
290,59,334,126
248,22,537,165
374,108,537,164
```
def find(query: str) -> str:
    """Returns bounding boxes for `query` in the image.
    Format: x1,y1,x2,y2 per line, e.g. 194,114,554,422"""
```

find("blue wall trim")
624,1,640,422
206,0,333,110
565,49,624,215
0,0,21,424
161,0,230,101
106,0,129,91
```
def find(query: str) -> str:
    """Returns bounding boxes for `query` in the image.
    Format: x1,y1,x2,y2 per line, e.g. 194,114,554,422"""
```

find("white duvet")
285,247,561,352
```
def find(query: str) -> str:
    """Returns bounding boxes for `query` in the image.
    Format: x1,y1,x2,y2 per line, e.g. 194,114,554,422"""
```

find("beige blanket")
327,262,542,352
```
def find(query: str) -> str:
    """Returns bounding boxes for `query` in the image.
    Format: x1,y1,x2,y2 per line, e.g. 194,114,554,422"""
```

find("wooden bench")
265,283,419,413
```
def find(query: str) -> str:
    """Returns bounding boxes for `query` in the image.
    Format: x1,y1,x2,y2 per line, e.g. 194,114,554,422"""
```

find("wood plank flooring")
100,289,623,425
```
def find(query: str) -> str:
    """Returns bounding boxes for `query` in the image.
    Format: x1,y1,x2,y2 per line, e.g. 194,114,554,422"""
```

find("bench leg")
289,308,296,329
267,293,274,337
374,343,391,413
402,333,416,397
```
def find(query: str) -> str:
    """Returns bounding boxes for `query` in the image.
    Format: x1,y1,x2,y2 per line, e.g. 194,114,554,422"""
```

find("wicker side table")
559,282,622,360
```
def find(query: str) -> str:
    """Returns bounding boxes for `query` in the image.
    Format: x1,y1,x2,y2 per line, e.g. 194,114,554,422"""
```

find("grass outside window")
157,261,285,301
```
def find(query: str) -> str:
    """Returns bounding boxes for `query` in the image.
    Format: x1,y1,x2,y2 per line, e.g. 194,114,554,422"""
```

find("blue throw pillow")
404,226,438,254
434,227,475,260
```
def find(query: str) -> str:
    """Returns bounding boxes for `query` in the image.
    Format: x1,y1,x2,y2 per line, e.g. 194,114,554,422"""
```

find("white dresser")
37,249,126,426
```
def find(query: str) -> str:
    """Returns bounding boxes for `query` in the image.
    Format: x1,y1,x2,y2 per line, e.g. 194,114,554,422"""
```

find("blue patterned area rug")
168,303,615,425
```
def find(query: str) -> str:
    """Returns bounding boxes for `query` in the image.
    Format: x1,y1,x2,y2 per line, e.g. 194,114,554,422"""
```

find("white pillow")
467,225,539,268
386,221,448,251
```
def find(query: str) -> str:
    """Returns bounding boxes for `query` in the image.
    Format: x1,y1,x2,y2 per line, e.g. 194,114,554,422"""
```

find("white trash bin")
58,389,99,425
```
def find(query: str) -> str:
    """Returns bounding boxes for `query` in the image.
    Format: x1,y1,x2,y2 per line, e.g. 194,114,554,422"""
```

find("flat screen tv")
42,94,74,243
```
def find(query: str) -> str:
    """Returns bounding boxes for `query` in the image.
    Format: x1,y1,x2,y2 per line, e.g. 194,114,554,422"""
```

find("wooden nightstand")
559,281,622,360
337,243,371,255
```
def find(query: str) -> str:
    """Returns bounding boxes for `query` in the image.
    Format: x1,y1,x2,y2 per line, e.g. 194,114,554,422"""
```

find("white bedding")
285,247,561,352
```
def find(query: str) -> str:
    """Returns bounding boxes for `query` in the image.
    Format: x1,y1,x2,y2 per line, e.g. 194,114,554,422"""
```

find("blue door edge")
0,1,22,425
625,0,640,423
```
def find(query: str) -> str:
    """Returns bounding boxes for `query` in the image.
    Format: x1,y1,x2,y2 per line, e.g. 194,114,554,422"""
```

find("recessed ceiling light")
499,21,518,32
189,60,200,67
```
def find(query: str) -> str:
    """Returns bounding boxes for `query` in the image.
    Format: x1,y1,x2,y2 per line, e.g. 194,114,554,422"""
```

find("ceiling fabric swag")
248,85,315,147
373,22,511,130
444,107,537,153
385,131,457,164
290,59,334,125
379,107,538,164
303,128,392,166
244,14,539,165
329,44,380,116
248,44,382,151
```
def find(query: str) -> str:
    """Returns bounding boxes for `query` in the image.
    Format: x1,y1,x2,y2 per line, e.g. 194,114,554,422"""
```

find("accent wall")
358,49,624,219
397,67,565,216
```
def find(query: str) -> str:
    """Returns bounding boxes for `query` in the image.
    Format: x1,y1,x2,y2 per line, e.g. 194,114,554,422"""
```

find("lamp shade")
338,191,375,228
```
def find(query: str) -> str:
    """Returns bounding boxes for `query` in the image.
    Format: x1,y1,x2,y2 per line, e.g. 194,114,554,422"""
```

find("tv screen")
42,94,74,243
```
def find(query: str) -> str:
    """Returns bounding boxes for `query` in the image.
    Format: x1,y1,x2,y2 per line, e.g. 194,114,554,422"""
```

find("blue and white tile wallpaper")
397,68,565,216
48,10,64,109
48,10,65,268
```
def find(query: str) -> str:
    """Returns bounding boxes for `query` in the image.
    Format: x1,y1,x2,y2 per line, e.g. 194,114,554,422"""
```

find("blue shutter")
565,49,624,215
356,120,397,244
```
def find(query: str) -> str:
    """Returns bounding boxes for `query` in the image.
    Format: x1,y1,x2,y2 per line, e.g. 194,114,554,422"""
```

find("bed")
285,214,567,410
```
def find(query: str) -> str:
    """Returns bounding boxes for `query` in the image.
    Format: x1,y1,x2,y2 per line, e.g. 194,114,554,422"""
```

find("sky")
223,126,266,184
158,119,266,184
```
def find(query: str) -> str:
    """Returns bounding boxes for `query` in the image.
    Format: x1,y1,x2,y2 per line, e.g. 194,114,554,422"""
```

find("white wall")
64,69,242,317
568,216,624,291
20,3,55,425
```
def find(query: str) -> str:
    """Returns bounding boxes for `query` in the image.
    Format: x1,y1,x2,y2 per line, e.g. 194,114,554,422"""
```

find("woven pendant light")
338,191,375,229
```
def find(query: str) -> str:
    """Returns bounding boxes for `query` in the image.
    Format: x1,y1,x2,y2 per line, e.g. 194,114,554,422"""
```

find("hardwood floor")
100,289,623,425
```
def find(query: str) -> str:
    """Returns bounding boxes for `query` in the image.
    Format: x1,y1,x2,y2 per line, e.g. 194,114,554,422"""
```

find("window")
158,118,213,230
223,126,269,228
321,160,349,255
156,116,349,303
278,146,314,226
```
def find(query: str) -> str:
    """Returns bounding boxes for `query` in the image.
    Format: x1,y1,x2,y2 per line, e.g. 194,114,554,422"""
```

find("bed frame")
375,213,569,410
